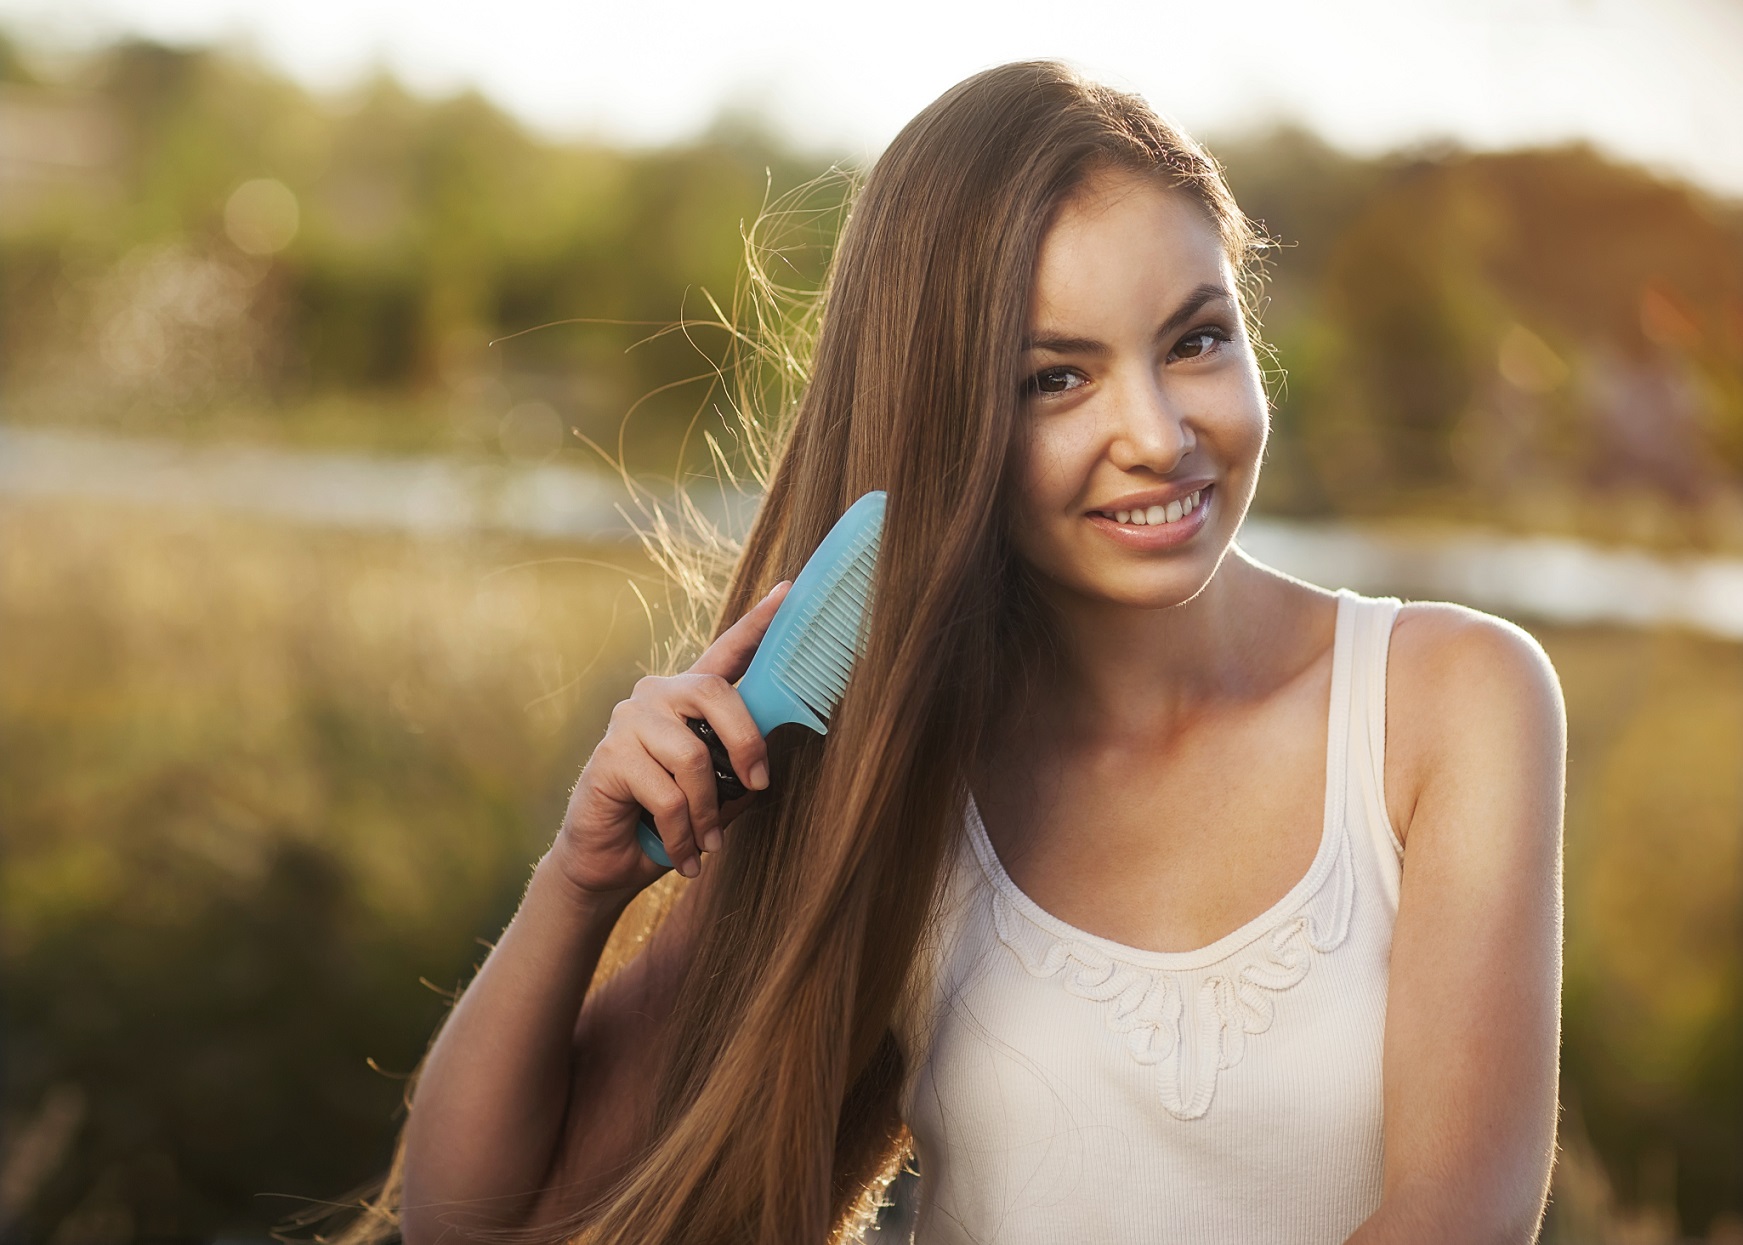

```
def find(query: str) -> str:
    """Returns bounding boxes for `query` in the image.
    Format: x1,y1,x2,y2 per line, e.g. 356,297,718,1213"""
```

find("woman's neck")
1019,549,1304,742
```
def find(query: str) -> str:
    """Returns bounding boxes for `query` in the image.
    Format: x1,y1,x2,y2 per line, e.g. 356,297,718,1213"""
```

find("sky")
5,0,1743,199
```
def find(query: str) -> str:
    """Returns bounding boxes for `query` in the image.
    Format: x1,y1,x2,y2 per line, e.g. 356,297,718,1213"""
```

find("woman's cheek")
1027,431,1104,569
1233,357,1270,454
1009,429,1078,555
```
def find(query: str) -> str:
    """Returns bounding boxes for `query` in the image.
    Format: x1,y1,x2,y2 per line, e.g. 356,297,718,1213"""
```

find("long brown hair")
333,59,1266,1245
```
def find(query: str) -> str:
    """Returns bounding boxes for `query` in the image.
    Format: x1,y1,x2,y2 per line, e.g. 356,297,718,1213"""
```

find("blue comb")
636,490,887,867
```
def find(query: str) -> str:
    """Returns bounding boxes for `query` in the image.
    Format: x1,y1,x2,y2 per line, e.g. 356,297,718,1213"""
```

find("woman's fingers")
690,581,792,683
680,580,790,799
590,582,793,878
626,733,703,876
670,673,770,803
639,714,724,873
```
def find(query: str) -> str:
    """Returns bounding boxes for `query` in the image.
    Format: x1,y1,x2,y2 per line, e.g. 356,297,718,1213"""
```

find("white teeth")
1101,487,1207,527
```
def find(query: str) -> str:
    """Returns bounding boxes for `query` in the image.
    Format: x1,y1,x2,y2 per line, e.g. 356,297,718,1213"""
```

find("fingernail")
703,828,722,853
749,761,769,791
679,855,700,878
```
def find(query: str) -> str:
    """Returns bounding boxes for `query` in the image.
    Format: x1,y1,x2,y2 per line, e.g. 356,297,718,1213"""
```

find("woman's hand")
553,581,792,894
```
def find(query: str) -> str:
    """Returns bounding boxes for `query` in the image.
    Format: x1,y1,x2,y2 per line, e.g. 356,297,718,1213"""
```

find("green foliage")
0,40,842,473
1218,137,1743,545
5,38,1741,540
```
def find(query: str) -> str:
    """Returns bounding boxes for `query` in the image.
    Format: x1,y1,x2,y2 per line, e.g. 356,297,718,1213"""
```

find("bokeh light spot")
224,178,300,256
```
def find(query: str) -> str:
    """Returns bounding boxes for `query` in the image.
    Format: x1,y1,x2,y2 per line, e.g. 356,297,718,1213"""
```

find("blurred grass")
0,495,656,1241
1,494,1739,1239
1548,627,1743,1238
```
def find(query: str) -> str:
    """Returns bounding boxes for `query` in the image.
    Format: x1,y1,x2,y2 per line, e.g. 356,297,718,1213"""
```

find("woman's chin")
1040,566,1217,613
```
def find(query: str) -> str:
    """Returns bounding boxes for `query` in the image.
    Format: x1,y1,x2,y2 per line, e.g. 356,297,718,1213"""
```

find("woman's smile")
1086,482,1214,549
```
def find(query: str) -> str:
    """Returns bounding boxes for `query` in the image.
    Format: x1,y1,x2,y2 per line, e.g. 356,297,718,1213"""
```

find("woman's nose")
1107,372,1193,473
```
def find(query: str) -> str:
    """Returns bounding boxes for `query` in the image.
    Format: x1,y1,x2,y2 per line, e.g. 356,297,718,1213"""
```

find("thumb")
689,581,793,681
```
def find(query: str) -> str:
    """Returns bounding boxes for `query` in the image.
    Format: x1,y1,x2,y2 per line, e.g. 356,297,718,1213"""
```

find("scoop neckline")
963,587,1356,973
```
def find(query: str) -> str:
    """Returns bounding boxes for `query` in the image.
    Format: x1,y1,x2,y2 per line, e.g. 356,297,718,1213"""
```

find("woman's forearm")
1345,1187,1547,1245
399,854,634,1245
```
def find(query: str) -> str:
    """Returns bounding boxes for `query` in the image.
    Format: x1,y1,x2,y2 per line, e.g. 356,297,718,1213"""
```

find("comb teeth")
763,526,878,720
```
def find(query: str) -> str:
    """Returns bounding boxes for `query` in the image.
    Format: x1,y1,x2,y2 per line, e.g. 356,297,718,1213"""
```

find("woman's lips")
1086,484,1213,549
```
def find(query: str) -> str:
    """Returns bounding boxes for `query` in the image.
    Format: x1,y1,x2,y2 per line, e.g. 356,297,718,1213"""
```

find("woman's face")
1009,167,1268,610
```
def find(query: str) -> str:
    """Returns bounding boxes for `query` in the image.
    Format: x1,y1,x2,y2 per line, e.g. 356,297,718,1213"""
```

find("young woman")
378,61,1566,1245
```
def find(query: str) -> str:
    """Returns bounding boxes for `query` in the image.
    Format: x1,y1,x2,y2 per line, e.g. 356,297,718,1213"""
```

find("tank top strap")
1334,588,1406,909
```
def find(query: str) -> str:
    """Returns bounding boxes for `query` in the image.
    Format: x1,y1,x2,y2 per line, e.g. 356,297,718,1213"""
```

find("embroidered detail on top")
988,823,1355,1121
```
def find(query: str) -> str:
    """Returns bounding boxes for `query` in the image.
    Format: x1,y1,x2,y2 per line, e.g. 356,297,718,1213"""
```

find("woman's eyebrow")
1024,282,1233,354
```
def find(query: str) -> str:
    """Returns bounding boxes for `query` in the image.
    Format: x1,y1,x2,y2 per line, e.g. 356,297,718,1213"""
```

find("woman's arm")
398,859,645,1243
398,584,790,1245
1348,603,1567,1245
398,861,706,1244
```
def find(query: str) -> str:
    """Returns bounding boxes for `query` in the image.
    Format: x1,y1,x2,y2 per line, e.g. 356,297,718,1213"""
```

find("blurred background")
0,0,1740,1240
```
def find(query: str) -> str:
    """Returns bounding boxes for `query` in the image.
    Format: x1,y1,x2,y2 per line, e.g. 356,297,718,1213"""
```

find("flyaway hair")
324,58,1267,1245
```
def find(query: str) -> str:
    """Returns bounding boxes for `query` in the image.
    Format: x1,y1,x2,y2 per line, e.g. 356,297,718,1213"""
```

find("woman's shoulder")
1387,598,1562,704
1380,598,1567,849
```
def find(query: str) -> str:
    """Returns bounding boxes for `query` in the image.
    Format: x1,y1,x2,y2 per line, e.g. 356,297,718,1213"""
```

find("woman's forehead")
1030,172,1231,332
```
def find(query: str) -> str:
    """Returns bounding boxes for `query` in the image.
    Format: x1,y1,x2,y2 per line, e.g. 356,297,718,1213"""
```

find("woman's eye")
1028,367,1085,396
1171,327,1230,361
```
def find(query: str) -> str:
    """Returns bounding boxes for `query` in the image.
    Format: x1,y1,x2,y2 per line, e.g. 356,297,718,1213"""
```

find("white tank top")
893,588,1406,1244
